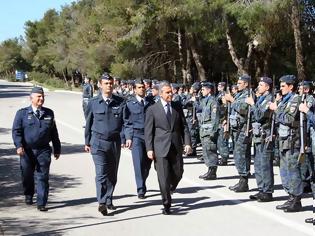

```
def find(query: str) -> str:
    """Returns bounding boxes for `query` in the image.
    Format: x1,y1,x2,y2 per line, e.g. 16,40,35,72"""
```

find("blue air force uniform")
124,95,155,197
85,93,126,206
12,102,61,207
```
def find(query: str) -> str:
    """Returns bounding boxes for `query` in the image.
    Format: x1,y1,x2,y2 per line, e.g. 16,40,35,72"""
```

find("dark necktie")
106,99,110,105
166,103,171,124
140,99,144,106
35,109,40,119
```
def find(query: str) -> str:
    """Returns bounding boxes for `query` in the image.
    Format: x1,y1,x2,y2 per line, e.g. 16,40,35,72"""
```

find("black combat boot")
218,158,228,166
233,176,249,192
276,194,294,210
249,192,262,200
229,182,240,191
203,166,217,180
273,156,280,166
284,195,302,212
199,167,211,179
257,193,273,202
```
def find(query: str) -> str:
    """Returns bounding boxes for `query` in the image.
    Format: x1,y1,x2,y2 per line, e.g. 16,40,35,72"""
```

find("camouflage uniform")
198,92,220,179
251,90,274,200
300,93,315,193
230,91,251,172
216,91,229,164
275,88,303,212
183,94,200,156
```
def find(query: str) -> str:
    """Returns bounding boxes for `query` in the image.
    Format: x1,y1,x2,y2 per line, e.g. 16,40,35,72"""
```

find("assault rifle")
265,75,276,149
243,80,252,144
224,75,231,139
298,81,307,163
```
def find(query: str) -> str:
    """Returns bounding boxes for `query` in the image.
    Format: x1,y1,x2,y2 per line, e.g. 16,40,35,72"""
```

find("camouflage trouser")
217,127,229,161
187,118,200,151
253,142,274,193
279,147,303,196
82,98,89,120
231,128,251,177
200,134,218,167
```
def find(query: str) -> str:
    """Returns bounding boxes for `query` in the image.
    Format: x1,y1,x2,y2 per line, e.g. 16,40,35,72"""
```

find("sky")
0,0,76,43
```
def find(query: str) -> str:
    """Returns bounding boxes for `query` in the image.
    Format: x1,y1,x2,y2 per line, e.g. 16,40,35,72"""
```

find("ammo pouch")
278,124,290,139
200,124,214,138
252,122,261,136
229,114,238,128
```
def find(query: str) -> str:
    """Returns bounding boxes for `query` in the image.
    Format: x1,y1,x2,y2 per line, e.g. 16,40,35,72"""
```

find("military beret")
152,80,159,85
31,86,44,94
238,74,251,83
134,78,144,85
191,82,201,91
298,80,312,88
171,83,179,89
202,82,215,89
218,82,226,87
259,77,272,86
100,73,113,80
279,75,296,84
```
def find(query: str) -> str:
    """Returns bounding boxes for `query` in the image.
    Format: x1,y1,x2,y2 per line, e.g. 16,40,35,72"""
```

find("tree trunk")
186,47,192,84
62,70,69,87
177,28,187,84
188,33,206,81
263,46,272,76
291,0,306,81
225,28,247,75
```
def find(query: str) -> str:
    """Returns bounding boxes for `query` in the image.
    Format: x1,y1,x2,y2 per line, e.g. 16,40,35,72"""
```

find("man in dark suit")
145,81,192,215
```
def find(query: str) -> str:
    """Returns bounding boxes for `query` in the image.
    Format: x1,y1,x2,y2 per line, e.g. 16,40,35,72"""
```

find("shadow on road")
61,142,85,155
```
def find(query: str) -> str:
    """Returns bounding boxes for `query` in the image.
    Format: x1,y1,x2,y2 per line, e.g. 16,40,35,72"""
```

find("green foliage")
0,0,314,84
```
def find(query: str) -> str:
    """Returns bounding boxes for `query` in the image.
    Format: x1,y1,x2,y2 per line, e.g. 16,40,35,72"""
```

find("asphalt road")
0,79,313,236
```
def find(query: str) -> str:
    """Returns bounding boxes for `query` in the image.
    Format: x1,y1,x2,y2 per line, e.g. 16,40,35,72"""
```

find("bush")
28,71,68,89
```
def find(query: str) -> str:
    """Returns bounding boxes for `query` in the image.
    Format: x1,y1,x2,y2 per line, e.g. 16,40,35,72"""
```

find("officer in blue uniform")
82,76,93,120
12,86,61,212
84,73,127,216
269,75,303,212
124,79,155,199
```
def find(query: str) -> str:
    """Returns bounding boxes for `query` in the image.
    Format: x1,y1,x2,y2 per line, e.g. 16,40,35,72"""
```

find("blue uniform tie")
35,109,40,119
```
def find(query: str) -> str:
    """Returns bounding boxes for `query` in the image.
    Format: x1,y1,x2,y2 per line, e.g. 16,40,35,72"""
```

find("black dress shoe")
25,196,33,205
162,207,171,215
106,204,117,210
37,205,48,212
138,194,146,199
98,204,108,215
305,218,313,224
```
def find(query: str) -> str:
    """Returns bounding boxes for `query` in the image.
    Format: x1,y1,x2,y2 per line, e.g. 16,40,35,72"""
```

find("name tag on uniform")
44,117,52,120
27,115,32,120
112,106,120,110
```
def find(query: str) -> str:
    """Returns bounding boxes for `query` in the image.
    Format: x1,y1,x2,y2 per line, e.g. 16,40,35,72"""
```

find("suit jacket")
145,100,191,158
